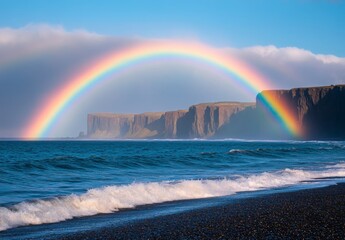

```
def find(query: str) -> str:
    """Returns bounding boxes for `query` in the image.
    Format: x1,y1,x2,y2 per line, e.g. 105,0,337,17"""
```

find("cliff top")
88,113,135,117
89,102,255,117
260,84,345,94
88,112,165,117
290,84,345,91
192,102,255,108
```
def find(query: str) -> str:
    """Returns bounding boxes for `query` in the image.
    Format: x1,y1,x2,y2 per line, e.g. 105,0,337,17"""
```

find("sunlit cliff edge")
86,85,345,140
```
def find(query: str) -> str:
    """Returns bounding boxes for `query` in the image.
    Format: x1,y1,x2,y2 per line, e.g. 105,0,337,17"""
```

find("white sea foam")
1,164,345,231
229,149,247,153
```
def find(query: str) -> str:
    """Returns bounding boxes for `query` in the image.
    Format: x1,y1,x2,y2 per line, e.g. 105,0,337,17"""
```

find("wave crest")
1,164,345,231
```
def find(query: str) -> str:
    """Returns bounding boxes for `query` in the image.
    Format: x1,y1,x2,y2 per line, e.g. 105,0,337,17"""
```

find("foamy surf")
1,163,345,231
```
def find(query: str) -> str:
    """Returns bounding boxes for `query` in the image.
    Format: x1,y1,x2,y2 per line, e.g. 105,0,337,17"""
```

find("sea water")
1,140,345,233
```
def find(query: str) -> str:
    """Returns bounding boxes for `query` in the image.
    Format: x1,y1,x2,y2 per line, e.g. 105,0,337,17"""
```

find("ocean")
1,140,345,239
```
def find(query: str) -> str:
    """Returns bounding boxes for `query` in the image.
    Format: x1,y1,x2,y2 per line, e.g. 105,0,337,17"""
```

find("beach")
56,183,345,239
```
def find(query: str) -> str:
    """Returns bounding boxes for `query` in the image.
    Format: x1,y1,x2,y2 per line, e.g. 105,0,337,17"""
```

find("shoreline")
2,183,345,239
61,183,345,239
11,183,340,239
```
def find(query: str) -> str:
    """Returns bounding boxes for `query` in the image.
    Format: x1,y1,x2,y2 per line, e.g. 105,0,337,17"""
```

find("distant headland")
86,85,345,140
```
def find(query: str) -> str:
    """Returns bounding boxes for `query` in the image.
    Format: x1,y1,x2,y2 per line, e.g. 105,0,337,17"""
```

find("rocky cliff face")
257,85,345,139
176,103,252,138
87,112,164,139
87,102,254,139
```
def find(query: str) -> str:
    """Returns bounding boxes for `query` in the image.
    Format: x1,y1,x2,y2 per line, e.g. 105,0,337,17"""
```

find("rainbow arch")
23,40,301,138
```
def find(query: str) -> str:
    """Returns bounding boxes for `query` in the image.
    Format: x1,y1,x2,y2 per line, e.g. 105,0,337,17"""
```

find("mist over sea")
1,140,345,237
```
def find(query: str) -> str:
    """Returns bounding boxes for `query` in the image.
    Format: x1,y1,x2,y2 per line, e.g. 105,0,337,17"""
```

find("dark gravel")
61,183,345,239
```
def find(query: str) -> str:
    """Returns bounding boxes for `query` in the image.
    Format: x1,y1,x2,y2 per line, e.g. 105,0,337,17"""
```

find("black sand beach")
56,183,345,240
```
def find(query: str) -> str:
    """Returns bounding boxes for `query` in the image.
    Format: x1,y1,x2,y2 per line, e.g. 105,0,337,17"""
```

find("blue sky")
1,0,344,56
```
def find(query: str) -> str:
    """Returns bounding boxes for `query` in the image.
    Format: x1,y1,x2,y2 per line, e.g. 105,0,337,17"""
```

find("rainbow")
23,40,301,138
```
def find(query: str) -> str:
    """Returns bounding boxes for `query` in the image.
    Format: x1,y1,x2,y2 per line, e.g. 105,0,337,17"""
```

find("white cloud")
242,45,345,64
227,45,345,89
0,24,103,45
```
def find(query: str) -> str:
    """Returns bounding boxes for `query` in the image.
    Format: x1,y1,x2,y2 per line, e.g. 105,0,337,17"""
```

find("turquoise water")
1,140,345,232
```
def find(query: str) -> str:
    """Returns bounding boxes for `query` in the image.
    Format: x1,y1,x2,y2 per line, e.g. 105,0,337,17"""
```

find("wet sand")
60,183,345,239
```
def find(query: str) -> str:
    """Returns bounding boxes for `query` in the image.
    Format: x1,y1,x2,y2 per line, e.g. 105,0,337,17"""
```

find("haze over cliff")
87,85,345,140
87,102,254,139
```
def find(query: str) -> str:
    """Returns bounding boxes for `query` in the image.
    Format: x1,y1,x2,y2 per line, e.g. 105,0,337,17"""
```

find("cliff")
257,85,345,139
87,102,254,139
87,85,345,140
215,85,345,140
87,112,164,139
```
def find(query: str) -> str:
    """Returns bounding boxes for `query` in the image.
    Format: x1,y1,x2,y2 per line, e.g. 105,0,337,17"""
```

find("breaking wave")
1,163,345,231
